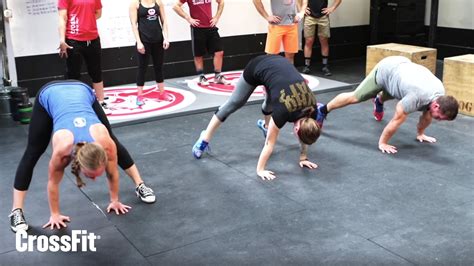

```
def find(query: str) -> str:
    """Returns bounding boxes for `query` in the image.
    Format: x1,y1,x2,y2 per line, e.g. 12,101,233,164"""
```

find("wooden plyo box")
443,54,474,116
366,43,437,75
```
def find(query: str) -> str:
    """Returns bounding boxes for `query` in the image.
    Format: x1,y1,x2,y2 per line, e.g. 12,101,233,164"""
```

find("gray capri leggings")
215,76,272,122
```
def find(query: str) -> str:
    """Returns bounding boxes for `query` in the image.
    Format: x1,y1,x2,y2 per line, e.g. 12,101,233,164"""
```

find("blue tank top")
38,81,101,144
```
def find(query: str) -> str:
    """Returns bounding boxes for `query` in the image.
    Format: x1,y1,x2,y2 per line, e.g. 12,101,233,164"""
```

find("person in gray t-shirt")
316,56,459,154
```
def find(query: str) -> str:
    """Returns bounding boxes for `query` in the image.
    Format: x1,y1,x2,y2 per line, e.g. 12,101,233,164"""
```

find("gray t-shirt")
375,56,445,114
271,0,296,25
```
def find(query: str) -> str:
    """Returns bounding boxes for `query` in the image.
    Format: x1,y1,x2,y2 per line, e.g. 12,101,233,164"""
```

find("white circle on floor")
104,85,196,121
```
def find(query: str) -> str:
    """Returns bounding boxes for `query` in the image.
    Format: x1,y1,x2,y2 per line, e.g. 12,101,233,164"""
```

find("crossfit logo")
104,85,195,122
73,117,86,128
16,230,100,252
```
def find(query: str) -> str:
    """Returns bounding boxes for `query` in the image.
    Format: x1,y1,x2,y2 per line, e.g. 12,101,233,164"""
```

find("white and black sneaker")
198,75,210,86
9,208,29,232
135,183,156,203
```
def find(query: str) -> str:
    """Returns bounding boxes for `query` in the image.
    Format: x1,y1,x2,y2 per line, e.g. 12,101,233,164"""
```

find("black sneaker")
100,101,112,115
9,208,29,232
322,65,332,76
135,183,156,203
302,66,311,74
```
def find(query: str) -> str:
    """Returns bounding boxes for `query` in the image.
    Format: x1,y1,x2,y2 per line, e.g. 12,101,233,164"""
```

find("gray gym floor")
0,58,472,265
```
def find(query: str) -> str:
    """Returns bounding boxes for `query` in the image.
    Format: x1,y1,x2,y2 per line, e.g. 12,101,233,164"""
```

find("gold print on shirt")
279,81,316,112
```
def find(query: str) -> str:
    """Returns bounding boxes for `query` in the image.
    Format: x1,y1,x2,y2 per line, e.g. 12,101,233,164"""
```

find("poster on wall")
5,0,269,58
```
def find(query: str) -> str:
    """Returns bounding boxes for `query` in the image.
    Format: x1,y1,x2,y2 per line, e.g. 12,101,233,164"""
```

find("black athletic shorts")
190,27,223,57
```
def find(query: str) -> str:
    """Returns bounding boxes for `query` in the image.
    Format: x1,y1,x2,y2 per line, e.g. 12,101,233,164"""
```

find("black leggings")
65,38,102,83
136,41,164,86
14,96,135,191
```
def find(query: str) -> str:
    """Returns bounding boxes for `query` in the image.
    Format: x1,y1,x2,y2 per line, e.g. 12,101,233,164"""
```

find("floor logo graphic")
104,85,196,121
16,230,100,252
186,71,319,96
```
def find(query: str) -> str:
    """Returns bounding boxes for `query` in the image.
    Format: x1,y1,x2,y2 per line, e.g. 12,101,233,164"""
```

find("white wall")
425,0,474,29
329,0,370,27
4,0,472,58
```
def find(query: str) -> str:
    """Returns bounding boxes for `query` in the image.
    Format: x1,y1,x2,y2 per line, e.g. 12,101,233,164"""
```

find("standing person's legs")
265,25,284,56
207,27,229,85
83,38,106,104
135,42,150,105
150,41,170,100
282,24,299,64
317,16,331,76
303,16,317,73
11,96,53,231
65,39,84,80
191,27,209,85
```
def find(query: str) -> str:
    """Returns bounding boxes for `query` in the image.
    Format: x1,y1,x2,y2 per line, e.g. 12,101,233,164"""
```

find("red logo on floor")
186,71,319,96
104,85,195,121
187,71,265,96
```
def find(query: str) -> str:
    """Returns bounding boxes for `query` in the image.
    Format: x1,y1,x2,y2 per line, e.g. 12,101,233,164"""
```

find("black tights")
14,95,134,191
136,41,164,86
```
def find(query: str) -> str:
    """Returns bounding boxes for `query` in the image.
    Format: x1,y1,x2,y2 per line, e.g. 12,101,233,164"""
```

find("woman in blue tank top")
129,0,171,106
9,80,156,232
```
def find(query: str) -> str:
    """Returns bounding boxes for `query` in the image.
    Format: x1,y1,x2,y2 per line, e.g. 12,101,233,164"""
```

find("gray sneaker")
215,74,231,85
322,65,332,76
199,75,210,86
136,183,156,203
302,66,311,74
9,208,29,232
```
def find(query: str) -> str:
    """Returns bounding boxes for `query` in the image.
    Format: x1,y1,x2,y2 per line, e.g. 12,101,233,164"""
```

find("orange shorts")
265,24,299,54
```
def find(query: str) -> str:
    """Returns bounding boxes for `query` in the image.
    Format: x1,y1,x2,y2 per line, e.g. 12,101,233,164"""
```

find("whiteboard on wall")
6,0,270,58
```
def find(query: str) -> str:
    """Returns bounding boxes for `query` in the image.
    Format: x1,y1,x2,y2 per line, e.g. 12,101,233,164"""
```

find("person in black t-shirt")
302,0,342,76
129,0,171,106
192,55,322,180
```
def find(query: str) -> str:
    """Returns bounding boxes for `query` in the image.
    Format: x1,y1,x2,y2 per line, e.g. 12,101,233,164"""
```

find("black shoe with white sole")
136,183,156,203
9,208,29,232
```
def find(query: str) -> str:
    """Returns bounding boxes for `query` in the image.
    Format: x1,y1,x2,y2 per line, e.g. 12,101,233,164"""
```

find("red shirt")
180,0,213,28
58,0,102,41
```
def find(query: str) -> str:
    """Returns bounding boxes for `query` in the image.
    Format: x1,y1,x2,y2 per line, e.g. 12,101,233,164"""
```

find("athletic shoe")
157,91,173,101
316,103,327,129
199,75,210,86
302,66,311,74
373,96,384,121
215,75,231,85
192,131,210,159
135,183,156,203
101,101,112,115
9,208,29,232
256,119,267,138
322,65,332,76
136,96,145,106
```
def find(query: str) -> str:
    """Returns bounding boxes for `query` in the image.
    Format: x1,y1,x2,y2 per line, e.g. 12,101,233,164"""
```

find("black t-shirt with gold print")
243,55,317,128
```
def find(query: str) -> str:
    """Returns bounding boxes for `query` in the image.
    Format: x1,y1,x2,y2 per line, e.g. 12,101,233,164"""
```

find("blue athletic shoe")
316,103,326,129
257,119,268,138
192,131,210,159
373,96,384,121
